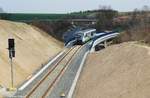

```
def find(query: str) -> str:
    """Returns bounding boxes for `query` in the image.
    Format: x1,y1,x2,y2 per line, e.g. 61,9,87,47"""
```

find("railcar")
75,29,96,44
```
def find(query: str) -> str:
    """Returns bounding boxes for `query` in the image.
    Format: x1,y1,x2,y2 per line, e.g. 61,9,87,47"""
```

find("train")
75,29,96,44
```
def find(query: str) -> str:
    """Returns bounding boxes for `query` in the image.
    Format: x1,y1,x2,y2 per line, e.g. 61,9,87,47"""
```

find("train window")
91,32,94,36
87,33,91,37
91,31,95,36
85,33,88,37
93,31,96,34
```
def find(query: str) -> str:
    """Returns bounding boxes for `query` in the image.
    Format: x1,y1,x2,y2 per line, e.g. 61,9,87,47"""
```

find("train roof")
82,29,96,32
77,29,96,34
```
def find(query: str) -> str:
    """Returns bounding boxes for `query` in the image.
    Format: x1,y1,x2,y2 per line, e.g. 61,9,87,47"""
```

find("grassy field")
0,13,68,22
0,11,95,22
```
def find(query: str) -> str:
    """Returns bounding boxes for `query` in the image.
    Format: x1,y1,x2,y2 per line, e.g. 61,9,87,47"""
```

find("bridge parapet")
90,32,119,52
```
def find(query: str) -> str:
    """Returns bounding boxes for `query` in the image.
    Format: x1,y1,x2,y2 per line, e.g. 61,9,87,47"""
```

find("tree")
0,7,5,13
96,5,118,32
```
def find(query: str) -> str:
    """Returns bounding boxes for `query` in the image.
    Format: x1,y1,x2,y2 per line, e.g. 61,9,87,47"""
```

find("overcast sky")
0,0,149,13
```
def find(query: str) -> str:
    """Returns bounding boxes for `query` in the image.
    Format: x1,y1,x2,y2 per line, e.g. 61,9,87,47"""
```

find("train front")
75,31,84,45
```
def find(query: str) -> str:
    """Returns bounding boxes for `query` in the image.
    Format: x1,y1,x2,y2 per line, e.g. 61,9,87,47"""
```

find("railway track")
25,45,81,98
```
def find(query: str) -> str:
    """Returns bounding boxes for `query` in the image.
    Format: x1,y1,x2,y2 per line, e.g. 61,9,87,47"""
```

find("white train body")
75,29,96,44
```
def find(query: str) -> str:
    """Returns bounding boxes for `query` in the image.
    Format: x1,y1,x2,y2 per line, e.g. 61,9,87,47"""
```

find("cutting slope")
0,20,63,87
74,42,150,98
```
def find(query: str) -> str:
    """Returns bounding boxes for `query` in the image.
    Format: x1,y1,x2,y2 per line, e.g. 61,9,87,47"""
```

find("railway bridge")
67,19,97,26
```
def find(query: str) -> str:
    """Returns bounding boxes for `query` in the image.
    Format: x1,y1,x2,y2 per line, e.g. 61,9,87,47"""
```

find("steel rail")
25,46,76,98
42,46,82,98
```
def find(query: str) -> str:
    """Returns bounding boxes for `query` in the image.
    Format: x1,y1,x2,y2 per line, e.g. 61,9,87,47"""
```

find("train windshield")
76,33,83,38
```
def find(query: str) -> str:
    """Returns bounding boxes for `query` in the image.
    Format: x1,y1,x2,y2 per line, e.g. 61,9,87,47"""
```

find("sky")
0,0,149,13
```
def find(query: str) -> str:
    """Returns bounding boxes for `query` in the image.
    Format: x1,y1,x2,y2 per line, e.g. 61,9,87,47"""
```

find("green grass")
0,10,98,22
0,11,95,22
0,13,68,22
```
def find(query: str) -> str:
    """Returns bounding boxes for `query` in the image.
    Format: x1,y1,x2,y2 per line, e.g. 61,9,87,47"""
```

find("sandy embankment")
0,20,63,88
74,42,150,98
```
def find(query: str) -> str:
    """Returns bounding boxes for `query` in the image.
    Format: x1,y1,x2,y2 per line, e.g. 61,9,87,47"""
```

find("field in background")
0,12,94,22
0,13,67,22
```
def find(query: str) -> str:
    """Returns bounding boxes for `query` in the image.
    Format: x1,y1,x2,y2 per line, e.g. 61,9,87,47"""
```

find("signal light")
8,38,15,50
8,38,15,58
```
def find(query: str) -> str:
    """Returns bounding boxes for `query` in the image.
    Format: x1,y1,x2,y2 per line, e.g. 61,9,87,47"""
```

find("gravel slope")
0,20,63,88
74,42,150,98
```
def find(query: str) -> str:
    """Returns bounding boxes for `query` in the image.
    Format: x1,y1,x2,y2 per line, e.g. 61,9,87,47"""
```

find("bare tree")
96,5,118,31
116,5,150,44
142,5,150,11
0,7,5,13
